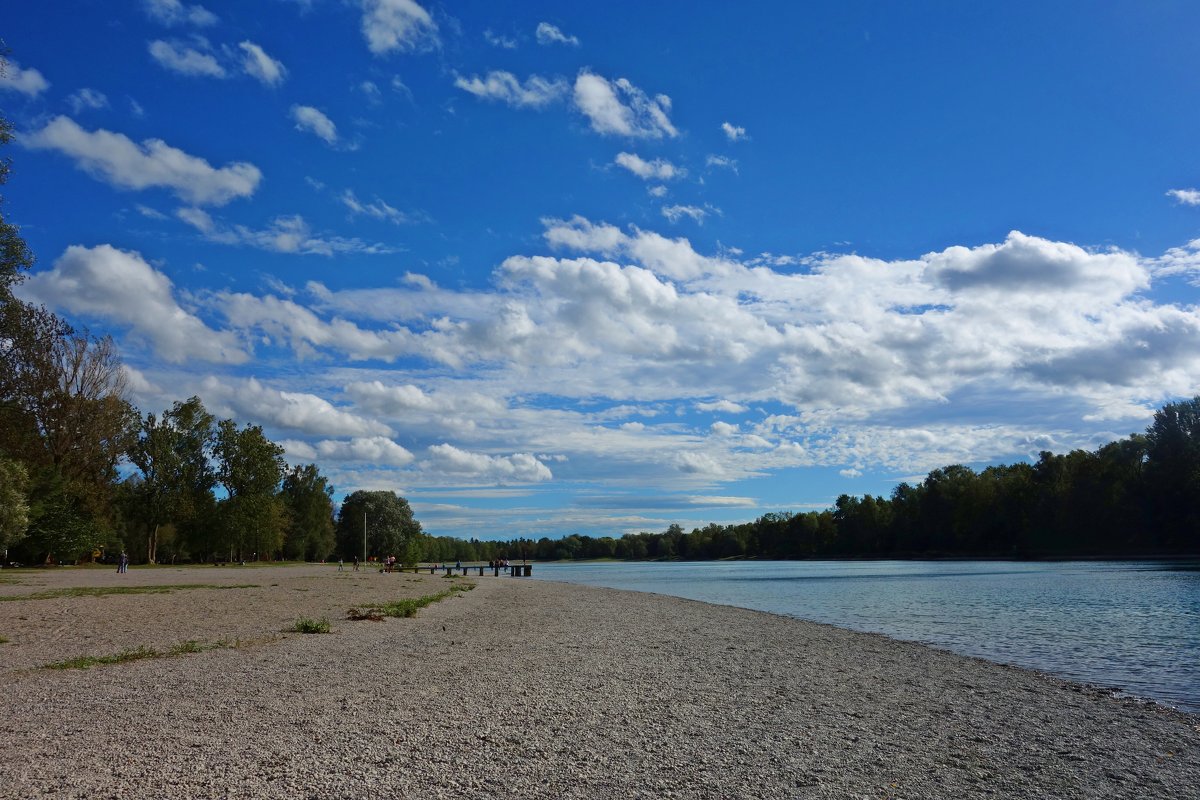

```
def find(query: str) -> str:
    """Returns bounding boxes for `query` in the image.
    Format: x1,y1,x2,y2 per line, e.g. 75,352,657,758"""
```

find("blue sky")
3,1,1200,540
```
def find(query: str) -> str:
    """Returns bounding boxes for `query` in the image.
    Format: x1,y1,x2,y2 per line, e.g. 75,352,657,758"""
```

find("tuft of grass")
292,616,331,634
42,639,234,670
45,646,160,670
0,584,258,601
0,635,9,644
353,584,475,620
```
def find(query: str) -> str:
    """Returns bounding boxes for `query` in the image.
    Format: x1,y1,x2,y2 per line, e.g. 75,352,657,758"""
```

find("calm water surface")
533,559,1200,713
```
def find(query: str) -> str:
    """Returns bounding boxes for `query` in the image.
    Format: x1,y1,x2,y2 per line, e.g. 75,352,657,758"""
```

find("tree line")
470,399,1198,563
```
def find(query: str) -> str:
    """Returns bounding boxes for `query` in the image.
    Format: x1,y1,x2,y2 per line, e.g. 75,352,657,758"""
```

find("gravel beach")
1,564,1197,799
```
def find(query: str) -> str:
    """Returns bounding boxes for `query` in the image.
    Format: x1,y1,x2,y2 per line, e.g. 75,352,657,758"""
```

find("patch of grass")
353,584,475,620
0,583,258,601
42,639,233,670
45,646,160,670
292,616,331,634
0,635,9,644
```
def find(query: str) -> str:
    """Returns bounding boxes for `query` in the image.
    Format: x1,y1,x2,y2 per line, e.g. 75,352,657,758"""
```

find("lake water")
533,559,1200,713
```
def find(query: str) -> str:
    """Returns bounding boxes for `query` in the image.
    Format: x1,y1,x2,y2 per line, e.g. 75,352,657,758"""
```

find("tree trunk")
148,523,158,564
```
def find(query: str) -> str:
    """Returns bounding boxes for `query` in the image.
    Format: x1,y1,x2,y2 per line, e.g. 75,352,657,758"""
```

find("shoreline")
1,565,1197,798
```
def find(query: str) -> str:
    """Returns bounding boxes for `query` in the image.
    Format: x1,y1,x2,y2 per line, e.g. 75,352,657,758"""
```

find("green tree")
1144,396,1200,549
213,419,286,560
126,397,217,563
0,456,29,556
280,463,336,561
335,490,422,561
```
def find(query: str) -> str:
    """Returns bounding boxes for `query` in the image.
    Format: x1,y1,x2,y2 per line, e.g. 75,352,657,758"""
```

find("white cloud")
454,71,567,109
721,121,747,141
359,0,438,55
573,71,677,139
340,190,419,225
425,444,552,483
620,421,645,432
0,60,50,97
20,116,261,206
148,39,226,78
839,467,863,478
1167,188,1200,206
290,105,338,145
66,88,109,113
17,244,246,364
177,207,396,256
648,185,668,198
536,22,579,47
484,30,518,49
710,421,738,436
239,41,287,86
143,0,217,27
200,376,392,437
661,204,710,224
697,400,748,414
614,152,683,181
315,437,415,465
706,154,738,172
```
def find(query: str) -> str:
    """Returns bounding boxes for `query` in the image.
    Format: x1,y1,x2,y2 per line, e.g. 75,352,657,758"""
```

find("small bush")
292,617,331,634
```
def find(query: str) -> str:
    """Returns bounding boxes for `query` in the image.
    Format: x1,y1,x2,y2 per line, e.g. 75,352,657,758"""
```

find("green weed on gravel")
292,617,332,634
351,584,474,620
0,584,259,601
42,639,234,670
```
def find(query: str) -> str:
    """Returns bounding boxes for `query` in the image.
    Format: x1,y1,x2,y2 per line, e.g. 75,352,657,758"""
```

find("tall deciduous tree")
280,463,335,561
335,490,422,562
126,397,217,563
213,419,286,560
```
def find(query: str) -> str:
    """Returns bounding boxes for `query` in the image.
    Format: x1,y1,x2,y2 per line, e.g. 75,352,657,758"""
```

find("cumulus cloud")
1167,188,1200,206
67,88,109,113
200,376,392,437
290,104,338,145
454,71,567,108
721,121,747,141
20,116,261,205
536,22,579,46
314,436,415,465
148,39,226,77
573,71,677,138
239,41,287,86
359,0,438,55
697,400,748,414
143,0,217,27
614,152,683,180
0,60,50,96
17,244,246,364
925,230,1147,299
425,444,552,482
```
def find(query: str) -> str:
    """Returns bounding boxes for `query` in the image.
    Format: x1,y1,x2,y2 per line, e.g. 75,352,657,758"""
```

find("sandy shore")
0,564,1197,799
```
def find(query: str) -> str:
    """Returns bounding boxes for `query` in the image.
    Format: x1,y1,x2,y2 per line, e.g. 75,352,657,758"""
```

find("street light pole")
363,511,367,564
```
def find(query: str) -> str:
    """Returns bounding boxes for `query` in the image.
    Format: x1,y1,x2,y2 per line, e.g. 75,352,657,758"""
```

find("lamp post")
363,511,367,565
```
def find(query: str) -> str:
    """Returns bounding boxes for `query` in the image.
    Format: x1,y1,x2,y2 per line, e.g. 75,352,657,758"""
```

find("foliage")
356,587,465,619
0,456,29,552
125,397,217,563
280,463,336,561
335,490,422,561
292,616,331,634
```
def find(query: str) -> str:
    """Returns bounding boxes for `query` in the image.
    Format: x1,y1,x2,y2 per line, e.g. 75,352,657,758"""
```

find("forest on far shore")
469,399,1200,564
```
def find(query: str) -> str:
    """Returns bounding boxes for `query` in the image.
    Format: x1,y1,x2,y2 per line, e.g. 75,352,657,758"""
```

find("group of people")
115,551,129,573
